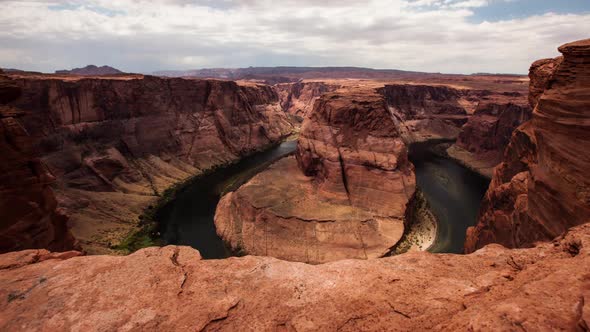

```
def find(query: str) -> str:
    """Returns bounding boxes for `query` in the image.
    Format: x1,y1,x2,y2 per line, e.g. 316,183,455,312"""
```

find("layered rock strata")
275,81,341,118
215,89,415,263
1,223,589,331
380,84,531,177
465,39,590,252
2,75,294,253
0,75,77,253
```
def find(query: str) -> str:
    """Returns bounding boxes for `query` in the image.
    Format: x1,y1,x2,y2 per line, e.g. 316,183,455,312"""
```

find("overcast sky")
1,0,589,74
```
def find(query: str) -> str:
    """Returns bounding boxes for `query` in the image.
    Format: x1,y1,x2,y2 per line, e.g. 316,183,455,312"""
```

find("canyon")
0,38,589,331
0,73,294,254
465,39,590,252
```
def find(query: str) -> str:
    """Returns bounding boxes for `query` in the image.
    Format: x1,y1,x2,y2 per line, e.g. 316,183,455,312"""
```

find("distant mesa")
55,65,124,76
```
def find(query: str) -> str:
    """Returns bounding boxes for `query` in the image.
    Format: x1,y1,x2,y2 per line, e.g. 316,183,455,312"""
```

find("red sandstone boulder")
465,39,590,252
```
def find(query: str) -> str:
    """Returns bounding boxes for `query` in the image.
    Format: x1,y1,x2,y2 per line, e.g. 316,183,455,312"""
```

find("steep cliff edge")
274,81,341,118
465,39,590,252
0,75,77,253
2,75,294,254
215,88,415,263
380,84,530,177
1,223,589,331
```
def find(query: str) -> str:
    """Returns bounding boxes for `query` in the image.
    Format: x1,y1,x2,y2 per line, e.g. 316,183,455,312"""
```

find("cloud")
0,0,588,74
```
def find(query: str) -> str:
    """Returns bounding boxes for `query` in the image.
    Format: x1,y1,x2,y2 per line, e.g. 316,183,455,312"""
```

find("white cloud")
0,0,587,74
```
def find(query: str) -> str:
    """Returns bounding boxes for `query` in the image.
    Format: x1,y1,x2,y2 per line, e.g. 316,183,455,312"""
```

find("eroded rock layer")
274,81,341,118
380,84,530,177
0,75,77,253
215,88,415,263
2,75,294,253
1,223,589,331
465,39,590,252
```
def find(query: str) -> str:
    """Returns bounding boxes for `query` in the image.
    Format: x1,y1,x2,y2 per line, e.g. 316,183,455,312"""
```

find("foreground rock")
0,75,76,253
465,39,590,252
215,88,415,263
1,223,589,331
2,74,294,254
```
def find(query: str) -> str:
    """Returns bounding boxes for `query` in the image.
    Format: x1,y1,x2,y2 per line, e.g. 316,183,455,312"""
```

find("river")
157,139,490,258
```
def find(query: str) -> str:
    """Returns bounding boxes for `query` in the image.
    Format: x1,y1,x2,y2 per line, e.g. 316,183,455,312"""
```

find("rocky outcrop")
380,84,471,142
275,81,341,118
1,223,590,331
448,95,531,177
3,75,294,253
380,84,530,177
215,88,415,263
0,75,77,253
465,39,590,252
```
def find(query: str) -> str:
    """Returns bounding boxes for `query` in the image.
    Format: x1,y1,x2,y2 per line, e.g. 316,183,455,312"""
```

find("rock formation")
2,74,294,253
215,88,415,263
274,81,341,118
379,84,531,177
1,223,589,331
465,39,590,252
448,94,531,177
0,75,77,253
55,65,124,76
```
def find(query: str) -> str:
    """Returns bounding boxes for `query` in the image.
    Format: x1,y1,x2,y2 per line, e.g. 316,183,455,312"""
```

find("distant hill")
153,66,435,83
55,65,124,76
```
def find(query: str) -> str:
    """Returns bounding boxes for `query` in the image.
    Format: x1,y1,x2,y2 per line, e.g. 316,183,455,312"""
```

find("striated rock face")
380,84,471,142
465,39,590,252
1,223,590,331
3,75,294,253
215,88,415,263
0,75,77,253
380,84,530,177
275,81,341,118
448,95,531,177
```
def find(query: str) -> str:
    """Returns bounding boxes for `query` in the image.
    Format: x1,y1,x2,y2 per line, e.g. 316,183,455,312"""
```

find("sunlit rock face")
2,74,294,254
465,39,590,252
215,88,415,263
2,223,590,331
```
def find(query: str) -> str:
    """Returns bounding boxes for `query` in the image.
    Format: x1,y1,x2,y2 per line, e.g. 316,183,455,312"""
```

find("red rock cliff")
275,81,341,118
3,75,294,253
465,39,590,252
0,75,76,253
215,88,415,263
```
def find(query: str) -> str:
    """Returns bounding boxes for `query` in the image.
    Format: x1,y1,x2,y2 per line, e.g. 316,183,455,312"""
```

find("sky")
0,0,589,74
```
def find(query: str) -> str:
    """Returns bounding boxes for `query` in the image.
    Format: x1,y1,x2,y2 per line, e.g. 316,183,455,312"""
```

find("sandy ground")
391,190,438,254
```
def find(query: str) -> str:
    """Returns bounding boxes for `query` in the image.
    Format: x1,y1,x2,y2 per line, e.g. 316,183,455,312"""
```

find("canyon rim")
1,0,590,330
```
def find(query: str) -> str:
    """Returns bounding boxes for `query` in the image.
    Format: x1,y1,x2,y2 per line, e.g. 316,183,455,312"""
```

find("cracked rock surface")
1,224,589,331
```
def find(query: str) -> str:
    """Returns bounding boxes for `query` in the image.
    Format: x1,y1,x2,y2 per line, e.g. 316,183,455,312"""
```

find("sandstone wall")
465,39,590,252
0,75,77,253
2,75,294,253
274,81,341,118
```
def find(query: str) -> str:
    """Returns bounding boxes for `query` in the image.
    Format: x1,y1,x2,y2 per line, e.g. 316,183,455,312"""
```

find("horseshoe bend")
1,3,590,330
